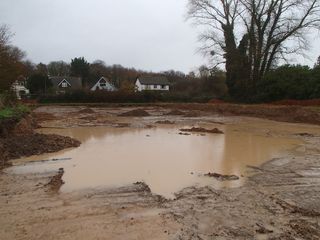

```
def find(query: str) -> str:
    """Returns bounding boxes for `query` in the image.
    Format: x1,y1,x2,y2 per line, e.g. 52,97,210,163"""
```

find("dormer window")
62,82,68,88
99,79,107,87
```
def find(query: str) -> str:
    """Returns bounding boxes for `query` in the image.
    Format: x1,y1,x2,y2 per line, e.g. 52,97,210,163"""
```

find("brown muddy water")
7,124,301,198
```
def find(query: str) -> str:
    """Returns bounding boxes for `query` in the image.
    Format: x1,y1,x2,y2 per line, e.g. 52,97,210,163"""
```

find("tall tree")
0,25,26,91
36,63,48,76
47,61,70,76
315,56,320,68
70,57,90,87
27,73,52,94
89,60,109,84
188,0,320,101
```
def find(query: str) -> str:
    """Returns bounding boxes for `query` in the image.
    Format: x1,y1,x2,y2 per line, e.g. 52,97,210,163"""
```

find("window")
161,85,166,89
154,85,158,89
99,79,107,87
61,82,68,88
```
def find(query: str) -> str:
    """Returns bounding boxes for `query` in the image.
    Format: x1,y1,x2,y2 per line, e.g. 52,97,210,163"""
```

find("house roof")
137,76,170,85
90,76,117,90
50,76,82,89
88,76,114,89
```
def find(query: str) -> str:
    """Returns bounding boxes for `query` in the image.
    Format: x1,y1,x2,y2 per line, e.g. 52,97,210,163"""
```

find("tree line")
1,15,320,103
0,24,227,99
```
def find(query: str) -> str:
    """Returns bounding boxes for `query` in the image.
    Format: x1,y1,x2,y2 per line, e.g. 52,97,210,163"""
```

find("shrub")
255,65,315,102
0,92,17,109
0,104,30,119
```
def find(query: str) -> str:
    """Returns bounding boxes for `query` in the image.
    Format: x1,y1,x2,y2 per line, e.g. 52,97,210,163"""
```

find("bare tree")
188,0,320,100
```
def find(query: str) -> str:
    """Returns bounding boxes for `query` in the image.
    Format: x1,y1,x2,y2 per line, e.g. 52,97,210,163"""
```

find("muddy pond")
8,123,301,198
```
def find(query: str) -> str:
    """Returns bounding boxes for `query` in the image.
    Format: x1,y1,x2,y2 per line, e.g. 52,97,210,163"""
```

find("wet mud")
180,127,224,134
1,105,320,239
0,115,81,169
204,172,240,181
119,109,150,117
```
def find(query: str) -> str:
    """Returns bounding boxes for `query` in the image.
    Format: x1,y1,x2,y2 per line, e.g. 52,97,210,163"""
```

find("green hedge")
39,90,215,104
254,65,320,102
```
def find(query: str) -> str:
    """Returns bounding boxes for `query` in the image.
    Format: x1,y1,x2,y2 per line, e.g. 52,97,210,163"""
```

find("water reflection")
9,125,300,198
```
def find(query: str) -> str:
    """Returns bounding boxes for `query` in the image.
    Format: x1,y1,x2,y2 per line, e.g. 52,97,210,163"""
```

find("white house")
11,77,30,99
90,77,117,91
135,76,170,92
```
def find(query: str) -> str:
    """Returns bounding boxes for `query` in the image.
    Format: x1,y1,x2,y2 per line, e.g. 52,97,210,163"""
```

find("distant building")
135,76,170,92
11,76,30,99
50,76,82,94
90,77,117,91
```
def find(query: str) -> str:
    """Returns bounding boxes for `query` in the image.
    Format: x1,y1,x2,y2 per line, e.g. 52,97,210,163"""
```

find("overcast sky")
1,0,319,73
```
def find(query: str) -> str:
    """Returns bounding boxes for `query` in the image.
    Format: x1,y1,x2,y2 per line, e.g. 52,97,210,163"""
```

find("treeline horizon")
1,24,320,104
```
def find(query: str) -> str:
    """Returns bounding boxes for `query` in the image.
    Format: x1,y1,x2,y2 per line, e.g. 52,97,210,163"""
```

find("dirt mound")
208,99,225,104
0,118,19,138
0,113,81,169
119,109,150,117
271,99,320,106
1,133,81,160
166,103,320,125
80,116,97,121
46,168,65,192
155,120,175,124
33,112,57,123
78,108,95,114
12,115,37,135
0,115,37,137
180,127,224,134
289,219,320,239
115,123,130,128
184,111,200,117
204,172,239,181
164,110,185,116
134,182,151,193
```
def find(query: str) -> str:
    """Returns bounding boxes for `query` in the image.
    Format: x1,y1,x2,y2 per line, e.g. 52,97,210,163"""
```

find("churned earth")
1,104,320,240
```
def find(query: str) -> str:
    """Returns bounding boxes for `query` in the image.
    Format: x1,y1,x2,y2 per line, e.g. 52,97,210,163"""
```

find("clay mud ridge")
46,168,65,192
119,109,150,117
77,108,95,114
204,172,240,181
0,114,81,169
180,127,224,134
164,103,320,125
32,112,58,123
164,109,185,116
2,133,80,160
155,120,175,125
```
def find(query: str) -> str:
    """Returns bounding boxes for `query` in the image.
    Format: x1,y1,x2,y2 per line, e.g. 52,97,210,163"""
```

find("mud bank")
170,140,320,239
0,114,80,169
165,103,320,125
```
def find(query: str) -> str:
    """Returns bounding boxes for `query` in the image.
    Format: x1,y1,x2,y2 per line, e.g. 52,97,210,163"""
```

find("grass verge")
0,105,30,120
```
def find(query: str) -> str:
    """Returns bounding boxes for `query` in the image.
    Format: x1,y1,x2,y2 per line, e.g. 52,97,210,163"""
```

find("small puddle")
8,124,301,198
